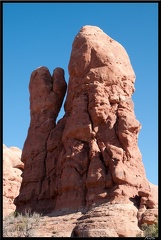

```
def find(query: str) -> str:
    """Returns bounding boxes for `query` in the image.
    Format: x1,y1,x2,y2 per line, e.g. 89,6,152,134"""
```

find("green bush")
3,210,41,237
141,221,158,238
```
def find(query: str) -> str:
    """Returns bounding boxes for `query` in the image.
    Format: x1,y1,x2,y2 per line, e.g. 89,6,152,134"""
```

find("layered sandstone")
14,25,158,237
3,144,24,218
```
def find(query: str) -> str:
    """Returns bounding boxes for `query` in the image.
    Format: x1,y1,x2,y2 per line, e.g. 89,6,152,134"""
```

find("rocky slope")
14,25,158,237
3,144,24,217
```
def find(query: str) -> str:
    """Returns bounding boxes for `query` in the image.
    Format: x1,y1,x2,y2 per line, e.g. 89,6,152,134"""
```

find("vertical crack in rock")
15,25,158,237
86,94,94,134
38,132,50,200
86,91,106,172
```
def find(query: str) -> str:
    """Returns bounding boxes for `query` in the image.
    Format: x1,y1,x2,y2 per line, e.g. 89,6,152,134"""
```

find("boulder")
3,144,24,217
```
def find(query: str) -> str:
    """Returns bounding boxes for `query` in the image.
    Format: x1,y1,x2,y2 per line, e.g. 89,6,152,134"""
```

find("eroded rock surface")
3,144,24,218
14,25,158,237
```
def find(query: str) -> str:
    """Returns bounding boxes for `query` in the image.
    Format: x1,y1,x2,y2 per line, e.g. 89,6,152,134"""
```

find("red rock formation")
14,25,158,237
3,144,24,218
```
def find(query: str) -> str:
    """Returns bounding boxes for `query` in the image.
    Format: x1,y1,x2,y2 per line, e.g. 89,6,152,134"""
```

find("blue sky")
3,2,158,185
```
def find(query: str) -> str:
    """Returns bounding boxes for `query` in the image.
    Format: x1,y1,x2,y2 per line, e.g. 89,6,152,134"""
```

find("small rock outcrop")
14,25,158,237
3,144,24,218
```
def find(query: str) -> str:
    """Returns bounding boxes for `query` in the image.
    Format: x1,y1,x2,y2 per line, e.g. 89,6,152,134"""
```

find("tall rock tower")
15,26,158,237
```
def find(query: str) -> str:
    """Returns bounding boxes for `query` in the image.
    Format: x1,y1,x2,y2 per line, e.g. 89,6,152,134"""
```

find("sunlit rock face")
3,144,24,218
14,25,158,237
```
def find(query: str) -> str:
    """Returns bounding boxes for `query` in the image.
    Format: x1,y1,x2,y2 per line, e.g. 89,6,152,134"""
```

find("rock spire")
14,25,158,237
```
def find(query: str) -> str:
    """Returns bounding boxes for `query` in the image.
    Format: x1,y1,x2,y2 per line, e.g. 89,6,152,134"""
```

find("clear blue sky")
3,2,158,185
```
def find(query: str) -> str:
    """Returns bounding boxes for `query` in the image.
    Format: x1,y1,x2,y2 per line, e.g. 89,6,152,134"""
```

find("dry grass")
3,210,41,237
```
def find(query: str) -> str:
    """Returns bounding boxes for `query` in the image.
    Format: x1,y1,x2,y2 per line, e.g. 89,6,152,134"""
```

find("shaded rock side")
14,25,158,237
3,144,24,218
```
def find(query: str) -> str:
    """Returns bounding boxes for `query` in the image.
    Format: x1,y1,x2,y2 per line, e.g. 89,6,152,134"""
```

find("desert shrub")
136,220,158,237
3,210,41,237
141,221,158,238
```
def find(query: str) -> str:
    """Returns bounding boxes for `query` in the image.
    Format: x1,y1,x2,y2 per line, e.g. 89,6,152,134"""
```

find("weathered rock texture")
15,26,158,237
3,144,24,218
